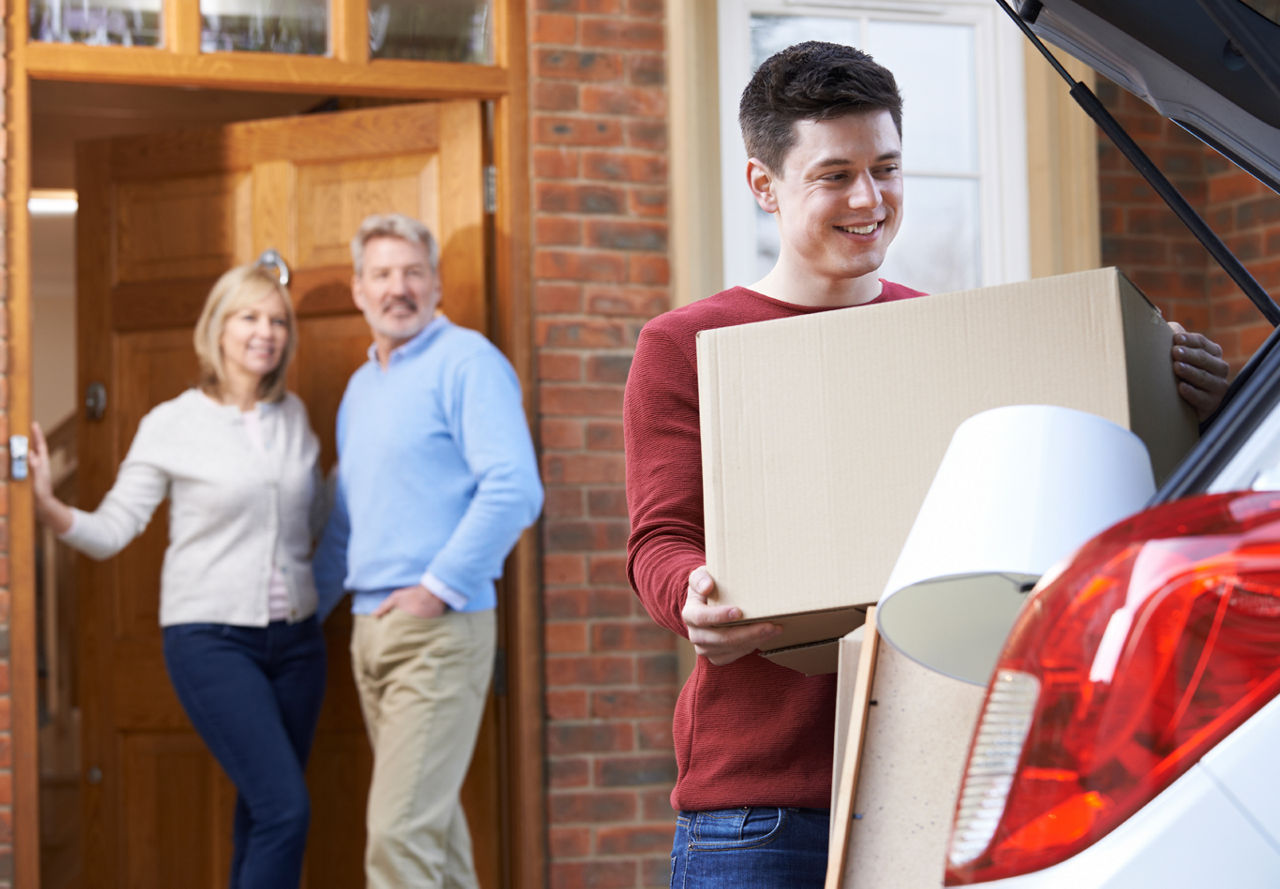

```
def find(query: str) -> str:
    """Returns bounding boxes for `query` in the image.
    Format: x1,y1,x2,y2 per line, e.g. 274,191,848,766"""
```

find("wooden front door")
74,102,501,889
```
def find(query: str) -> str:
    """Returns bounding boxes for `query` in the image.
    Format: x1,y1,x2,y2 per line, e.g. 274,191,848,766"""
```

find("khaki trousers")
351,608,496,889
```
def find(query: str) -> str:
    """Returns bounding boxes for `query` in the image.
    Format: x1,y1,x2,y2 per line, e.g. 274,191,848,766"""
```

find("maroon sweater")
624,282,927,811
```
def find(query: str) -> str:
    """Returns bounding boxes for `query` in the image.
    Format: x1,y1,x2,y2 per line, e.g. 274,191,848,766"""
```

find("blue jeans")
163,618,327,889
670,807,830,888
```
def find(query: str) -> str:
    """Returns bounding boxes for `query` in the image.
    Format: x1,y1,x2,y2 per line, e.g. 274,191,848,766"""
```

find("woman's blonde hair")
193,264,297,403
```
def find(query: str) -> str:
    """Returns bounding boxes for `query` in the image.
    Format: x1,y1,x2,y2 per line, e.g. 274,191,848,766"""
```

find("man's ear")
746,158,779,214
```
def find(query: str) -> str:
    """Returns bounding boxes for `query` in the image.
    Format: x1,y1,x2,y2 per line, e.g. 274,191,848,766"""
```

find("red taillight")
946,491,1280,885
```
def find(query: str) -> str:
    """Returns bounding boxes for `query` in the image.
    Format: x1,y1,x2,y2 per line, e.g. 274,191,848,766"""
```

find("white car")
944,1,1280,885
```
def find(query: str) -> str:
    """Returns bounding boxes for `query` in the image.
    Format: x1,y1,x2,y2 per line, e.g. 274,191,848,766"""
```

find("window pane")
867,20,976,174
750,15,860,70
201,0,327,55
369,0,493,63
30,0,161,46
877,176,981,294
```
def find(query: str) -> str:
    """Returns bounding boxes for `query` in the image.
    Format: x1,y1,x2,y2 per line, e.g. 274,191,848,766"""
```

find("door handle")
85,382,107,421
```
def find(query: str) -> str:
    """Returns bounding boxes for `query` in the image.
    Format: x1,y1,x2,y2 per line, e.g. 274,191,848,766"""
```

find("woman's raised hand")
30,422,74,534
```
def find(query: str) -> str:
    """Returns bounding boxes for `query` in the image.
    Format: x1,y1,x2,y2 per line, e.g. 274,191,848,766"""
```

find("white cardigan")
63,389,321,627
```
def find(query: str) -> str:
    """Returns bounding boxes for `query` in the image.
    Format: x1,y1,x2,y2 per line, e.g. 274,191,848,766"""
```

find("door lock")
86,382,107,421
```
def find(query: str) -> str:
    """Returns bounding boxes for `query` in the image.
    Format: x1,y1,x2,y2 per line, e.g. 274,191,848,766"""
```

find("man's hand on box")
682,566,782,666
1170,322,1229,422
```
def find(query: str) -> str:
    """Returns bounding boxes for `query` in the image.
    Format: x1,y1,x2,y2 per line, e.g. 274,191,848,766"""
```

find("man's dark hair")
739,41,903,175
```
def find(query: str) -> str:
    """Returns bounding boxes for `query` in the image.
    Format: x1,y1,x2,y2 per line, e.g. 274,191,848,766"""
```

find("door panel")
75,102,497,889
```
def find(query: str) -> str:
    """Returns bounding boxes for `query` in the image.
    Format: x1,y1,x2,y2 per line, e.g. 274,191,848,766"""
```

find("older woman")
29,263,325,889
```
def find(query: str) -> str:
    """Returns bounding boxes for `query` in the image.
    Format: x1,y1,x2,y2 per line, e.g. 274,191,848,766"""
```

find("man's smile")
835,222,879,235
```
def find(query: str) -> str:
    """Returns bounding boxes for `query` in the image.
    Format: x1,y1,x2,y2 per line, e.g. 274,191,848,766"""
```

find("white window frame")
715,0,1031,293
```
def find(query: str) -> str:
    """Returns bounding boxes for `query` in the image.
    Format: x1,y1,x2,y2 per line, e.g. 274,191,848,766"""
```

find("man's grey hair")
350,213,440,276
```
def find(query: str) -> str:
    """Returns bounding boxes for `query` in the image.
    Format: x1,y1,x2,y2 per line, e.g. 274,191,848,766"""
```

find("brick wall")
528,0,679,884
1096,77,1278,373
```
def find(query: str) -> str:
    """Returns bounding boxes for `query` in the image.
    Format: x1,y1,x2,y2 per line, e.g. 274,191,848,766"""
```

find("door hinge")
10,435,28,481
483,165,498,214
492,647,507,697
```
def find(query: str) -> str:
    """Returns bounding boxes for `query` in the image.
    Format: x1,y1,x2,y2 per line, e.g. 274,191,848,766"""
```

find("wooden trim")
666,0,723,307
331,0,370,65
1025,44,1100,278
7,15,41,885
825,609,881,889
163,0,201,56
490,0,543,868
23,42,511,99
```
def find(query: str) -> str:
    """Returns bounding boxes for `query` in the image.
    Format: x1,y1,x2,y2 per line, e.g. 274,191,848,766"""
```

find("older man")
315,213,543,889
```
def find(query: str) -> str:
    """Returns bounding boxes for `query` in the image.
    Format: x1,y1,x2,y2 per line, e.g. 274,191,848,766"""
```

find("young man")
623,42,1229,886
314,214,543,889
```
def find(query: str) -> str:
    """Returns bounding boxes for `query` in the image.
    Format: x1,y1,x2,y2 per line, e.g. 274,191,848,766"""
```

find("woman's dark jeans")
670,807,830,888
163,617,326,889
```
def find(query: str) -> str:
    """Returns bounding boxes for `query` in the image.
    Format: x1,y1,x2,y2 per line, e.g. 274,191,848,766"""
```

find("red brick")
539,320,628,349
582,85,667,118
596,824,677,855
585,286,667,318
0,770,11,805
549,791,637,823
1241,323,1271,358
641,787,676,821
535,148,581,180
545,487,585,518
638,653,678,686
535,250,628,283
549,860,637,889
538,182,627,216
535,283,584,313
541,417,585,449
637,719,674,750
547,722,635,754
627,120,668,151
630,188,668,218
642,856,672,888
586,421,626,452
546,689,589,719
0,734,10,769
549,826,592,856
540,352,583,382
545,622,588,653
533,13,577,43
545,519,629,551
1209,171,1261,204
587,488,629,517
545,554,588,585
625,0,664,18
545,588,635,619
592,622,672,652
592,689,677,718
629,254,670,285
586,220,667,252
0,664,9,696
537,217,582,246
536,117,624,148
583,151,667,183
627,54,665,85
536,0,621,13
534,81,579,112
540,387,626,419
586,356,632,385
535,49,623,82
582,19,664,50
543,453,627,484
596,755,679,787
548,655,634,687
589,555,630,585
549,759,591,789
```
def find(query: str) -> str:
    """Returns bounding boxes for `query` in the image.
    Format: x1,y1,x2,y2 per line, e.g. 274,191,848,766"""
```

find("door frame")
5,2,542,886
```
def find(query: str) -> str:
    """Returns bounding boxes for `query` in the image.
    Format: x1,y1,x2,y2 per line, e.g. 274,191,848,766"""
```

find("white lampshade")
877,405,1156,686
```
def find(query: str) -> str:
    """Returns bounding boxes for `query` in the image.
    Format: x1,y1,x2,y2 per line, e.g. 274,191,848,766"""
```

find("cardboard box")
697,268,1198,672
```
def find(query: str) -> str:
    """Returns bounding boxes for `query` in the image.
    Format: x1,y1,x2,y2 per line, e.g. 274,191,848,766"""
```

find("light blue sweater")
314,317,543,617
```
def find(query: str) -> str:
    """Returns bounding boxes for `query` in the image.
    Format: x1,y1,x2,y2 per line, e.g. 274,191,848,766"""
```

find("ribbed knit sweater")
624,282,926,811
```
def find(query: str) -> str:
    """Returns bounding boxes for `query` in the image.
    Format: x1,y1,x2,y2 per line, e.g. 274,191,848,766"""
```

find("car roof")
1031,0,1280,192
